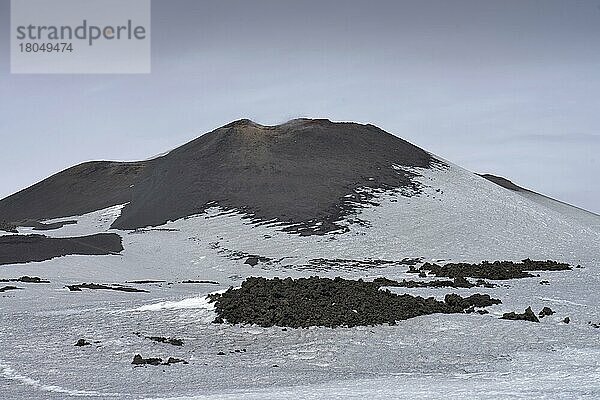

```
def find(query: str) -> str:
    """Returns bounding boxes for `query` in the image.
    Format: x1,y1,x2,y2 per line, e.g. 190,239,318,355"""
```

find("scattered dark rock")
217,351,226,356
538,307,555,318
453,276,472,287
18,276,49,283
539,280,550,285
66,283,148,293
0,233,123,266
0,221,17,233
130,228,180,235
400,257,422,266
563,317,570,324
208,276,501,328
372,277,412,287
406,266,420,274
475,279,497,288
464,306,490,314
75,339,91,347
164,357,188,365
17,219,77,231
210,245,274,265
146,336,183,346
181,280,219,285
132,354,162,366
0,276,50,284
500,306,539,323
242,255,272,266
589,322,600,328
300,258,399,272
244,257,259,266
132,354,145,364
444,293,500,309
419,259,570,280
0,285,21,293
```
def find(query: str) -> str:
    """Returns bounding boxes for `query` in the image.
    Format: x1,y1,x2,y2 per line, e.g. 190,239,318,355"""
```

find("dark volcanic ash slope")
479,174,527,192
0,161,144,223
0,119,437,234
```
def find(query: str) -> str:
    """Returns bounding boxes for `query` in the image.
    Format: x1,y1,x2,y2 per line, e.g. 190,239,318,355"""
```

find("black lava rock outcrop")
419,259,570,280
146,336,183,346
66,283,148,293
132,354,162,366
75,339,91,346
244,257,260,266
500,307,540,323
0,285,21,293
0,276,49,283
0,221,17,233
164,357,188,365
132,354,187,366
208,276,501,328
538,307,555,318
0,233,123,266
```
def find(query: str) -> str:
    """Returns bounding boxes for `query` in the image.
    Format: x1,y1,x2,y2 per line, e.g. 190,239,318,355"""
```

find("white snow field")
1,162,599,399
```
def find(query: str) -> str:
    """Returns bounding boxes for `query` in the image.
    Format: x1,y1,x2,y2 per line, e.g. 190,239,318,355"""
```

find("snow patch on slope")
137,161,597,267
13,204,127,239
0,360,119,397
130,292,221,312
516,190,600,229
141,348,600,400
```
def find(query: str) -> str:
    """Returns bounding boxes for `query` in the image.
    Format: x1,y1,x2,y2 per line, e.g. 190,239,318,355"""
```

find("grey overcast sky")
0,0,599,213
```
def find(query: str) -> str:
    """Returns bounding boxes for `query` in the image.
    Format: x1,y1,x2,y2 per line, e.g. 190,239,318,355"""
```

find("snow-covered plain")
1,162,599,399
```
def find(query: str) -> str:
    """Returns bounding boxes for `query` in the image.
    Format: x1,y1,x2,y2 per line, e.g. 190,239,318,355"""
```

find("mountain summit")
0,119,439,234
0,118,598,250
